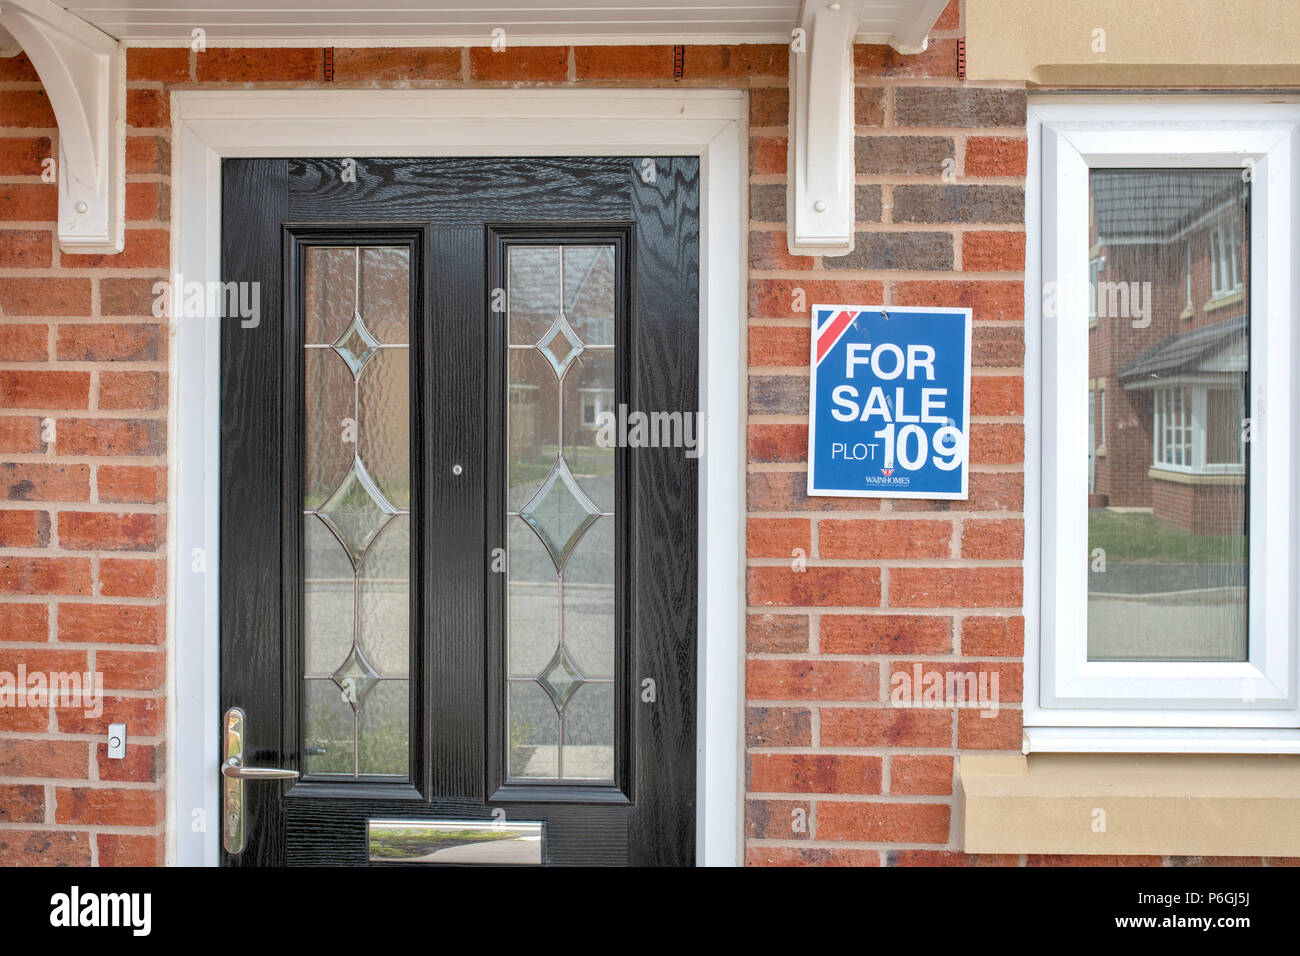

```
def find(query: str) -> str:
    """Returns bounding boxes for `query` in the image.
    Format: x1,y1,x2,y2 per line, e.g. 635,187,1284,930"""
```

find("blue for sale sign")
807,305,971,499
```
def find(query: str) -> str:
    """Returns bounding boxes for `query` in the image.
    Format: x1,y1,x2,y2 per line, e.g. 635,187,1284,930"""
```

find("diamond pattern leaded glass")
316,456,398,569
519,456,601,573
537,311,584,380
331,309,383,378
332,644,381,709
538,644,585,714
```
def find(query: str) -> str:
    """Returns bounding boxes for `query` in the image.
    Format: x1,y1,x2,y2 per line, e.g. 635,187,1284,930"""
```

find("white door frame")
166,89,747,866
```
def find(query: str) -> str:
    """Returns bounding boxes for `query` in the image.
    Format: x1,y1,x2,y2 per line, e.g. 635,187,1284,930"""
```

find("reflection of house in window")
1088,170,1248,535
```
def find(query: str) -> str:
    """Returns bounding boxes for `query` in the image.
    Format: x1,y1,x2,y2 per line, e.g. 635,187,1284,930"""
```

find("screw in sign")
807,305,971,499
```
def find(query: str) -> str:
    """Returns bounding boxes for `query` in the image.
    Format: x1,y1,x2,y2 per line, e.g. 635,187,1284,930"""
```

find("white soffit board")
55,0,946,47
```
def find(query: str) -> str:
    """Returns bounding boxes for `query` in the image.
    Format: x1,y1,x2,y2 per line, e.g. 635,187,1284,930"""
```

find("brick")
825,231,953,271
750,753,882,794
854,87,886,126
1026,854,1162,867
55,787,164,826
99,278,162,316
0,277,90,315
127,47,190,81
0,785,44,823
969,423,1023,464
889,567,1022,608
747,517,811,557
0,184,57,223
749,88,789,128
332,47,461,82
0,830,90,865
0,137,51,177
747,423,807,463
855,39,957,78
0,509,47,547
818,801,950,843
855,135,954,175
468,46,568,82
894,88,1027,128
746,705,812,746
0,557,92,595
963,230,1026,272
890,755,953,794
748,566,881,608
55,418,164,456
0,702,47,731
57,695,163,735
98,465,167,504
746,659,878,700
98,833,164,867
0,52,39,80
970,375,1024,415
0,324,48,361
961,615,1024,656
749,375,809,415
965,137,1029,178
750,136,787,175
820,519,953,559
687,45,786,78
749,230,812,271
747,470,882,513
60,230,169,269
99,558,166,598
933,0,960,31
0,604,48,642
749,184,786,223
746,799,811,839
972,325,1025,366
894,185,1024,225
125,136,169,175
888,850,1023,866
895,280,1024,321
0,463,90,501
888,660,1022,703
96,742,161,783
746,846,881,867
57,603,166,645
957,707,1022,749
99,372,167,410
749,278,883,318
0,90,56,127
58,511,165,551
890,471,1022,514
748,325,808,367
126,182,163,221
746,614,809,654
0,370,89,409
857,185,883,222
961,518,1024,560
1168,855,1266,867
821,614,952,655
0,738,87,778
0,229,52,268
574,45,673,80
197,47,321,82
0,647,87,674
820,707,952,747
126,89,169,128
98,649,165,690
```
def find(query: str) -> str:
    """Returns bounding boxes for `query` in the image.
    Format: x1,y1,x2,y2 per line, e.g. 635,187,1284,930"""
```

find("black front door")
219,157,699,866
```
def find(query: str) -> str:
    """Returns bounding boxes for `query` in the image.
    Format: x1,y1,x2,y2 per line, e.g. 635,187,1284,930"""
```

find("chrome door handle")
222,706,298,855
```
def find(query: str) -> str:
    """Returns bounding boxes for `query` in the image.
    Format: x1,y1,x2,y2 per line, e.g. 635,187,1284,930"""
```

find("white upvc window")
1027,101,1300,753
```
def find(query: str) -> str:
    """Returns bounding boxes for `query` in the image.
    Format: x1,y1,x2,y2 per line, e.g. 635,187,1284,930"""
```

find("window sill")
1180,304,1194,320
1148,466,1245,485
959,753,1300,856
1204,290,1244,312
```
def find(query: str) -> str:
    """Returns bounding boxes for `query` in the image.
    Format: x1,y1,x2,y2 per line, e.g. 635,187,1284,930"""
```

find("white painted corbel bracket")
0,0,124,253
787,0,868,256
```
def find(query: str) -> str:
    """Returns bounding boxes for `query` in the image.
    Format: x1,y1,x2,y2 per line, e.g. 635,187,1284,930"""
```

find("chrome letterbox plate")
368,819,545,865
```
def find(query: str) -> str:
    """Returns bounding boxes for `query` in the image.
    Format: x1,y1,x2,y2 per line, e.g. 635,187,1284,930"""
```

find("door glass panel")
1086,170,1249,662
303,245,411,778
506,243,616,783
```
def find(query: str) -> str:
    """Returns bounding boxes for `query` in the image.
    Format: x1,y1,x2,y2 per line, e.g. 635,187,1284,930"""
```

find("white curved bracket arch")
0,0,124,253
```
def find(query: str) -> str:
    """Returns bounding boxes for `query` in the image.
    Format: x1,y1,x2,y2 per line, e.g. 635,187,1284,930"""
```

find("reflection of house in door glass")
1086,170,1249,663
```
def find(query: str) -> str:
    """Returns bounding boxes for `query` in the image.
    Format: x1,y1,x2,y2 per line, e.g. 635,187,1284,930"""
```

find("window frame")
1027,101,1300,750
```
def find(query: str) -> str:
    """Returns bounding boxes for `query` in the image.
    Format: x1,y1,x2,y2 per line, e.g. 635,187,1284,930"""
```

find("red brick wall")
0,0,1286,867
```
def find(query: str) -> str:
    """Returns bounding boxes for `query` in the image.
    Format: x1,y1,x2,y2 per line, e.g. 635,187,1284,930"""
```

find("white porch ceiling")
54,0,949,48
